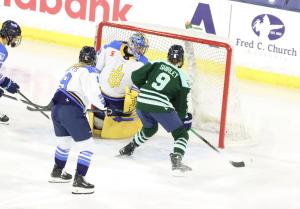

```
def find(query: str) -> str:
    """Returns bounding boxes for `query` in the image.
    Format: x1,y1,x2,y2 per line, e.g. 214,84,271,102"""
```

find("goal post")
95,21,253,148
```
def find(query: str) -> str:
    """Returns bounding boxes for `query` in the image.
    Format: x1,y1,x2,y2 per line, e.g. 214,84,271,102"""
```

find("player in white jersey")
91,32,149,137
49,46,106,194
0,20,22,124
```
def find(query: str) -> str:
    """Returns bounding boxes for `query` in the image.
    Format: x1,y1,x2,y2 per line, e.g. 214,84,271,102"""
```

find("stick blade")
26,106,36,111
230,161,245,168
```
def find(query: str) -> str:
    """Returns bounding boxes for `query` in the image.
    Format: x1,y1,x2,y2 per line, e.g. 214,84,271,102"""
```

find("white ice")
0,40,300,209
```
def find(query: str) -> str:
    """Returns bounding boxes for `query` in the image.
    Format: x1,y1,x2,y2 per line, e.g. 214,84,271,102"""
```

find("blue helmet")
0,20,22,47
79,46,97,66
167,45,184,68
128,32,149,59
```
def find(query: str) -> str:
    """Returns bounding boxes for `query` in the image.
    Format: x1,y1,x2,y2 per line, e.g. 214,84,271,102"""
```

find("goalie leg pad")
100,115,143,139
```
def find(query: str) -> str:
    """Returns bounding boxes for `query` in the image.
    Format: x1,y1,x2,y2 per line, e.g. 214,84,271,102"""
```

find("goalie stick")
190,128,245,168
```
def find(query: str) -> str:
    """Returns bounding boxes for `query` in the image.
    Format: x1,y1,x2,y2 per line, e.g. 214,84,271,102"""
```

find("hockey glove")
0,77,20,94
182,113,192,131
123,86,139,114
0,88,3,97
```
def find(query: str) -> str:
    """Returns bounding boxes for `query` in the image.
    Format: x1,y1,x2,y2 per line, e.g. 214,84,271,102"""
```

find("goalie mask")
127,32,149,60
167,45,184,68
79,46,97,66
0,20,22,48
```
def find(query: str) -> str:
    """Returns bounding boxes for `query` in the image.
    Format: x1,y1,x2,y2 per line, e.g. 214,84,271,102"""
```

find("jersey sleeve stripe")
138,92,173,107
140,88,169,100
137,97,174,109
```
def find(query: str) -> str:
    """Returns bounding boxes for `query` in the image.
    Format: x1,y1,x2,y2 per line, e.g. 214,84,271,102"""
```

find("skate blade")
115,154,133,158
48,177,71,183
0,121,9,125
115,154,123,158
72,187,94,194
171,169,187,177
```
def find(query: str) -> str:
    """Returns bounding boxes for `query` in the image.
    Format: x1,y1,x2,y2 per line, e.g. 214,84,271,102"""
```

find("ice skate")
170,153,192,177
119,141,136,156
0,113,9,125
48,164,72,183
72,174,94,194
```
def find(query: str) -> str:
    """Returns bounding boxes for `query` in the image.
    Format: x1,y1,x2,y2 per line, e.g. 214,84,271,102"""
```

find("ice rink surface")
0,40,300,209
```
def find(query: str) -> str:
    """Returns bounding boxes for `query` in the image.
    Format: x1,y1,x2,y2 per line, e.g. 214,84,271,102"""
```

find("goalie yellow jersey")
96,40,148,98
131,60,191,120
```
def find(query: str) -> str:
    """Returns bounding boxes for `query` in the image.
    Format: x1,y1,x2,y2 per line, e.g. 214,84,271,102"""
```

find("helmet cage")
1,20,22,48
128,32,149,59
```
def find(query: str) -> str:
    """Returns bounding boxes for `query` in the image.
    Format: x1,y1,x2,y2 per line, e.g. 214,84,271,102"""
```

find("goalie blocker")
88,86,142,139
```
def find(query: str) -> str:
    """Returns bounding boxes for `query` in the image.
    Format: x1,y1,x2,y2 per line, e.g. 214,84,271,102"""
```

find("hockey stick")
17,91,50,120
26,105,111,114
3,92,49,119
2,93,30,105
190,128,245,168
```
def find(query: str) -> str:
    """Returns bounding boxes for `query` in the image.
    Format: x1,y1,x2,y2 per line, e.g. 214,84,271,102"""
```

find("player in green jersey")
119,45,193,175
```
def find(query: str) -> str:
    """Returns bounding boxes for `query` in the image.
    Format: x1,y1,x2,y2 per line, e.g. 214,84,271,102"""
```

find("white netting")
96,21,254,147
185,39,253,147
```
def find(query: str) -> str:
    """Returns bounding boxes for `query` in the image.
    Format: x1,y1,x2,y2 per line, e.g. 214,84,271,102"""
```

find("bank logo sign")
252,14,285,40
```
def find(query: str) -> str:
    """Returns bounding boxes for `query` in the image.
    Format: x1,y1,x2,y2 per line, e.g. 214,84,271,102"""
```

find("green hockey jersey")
131,60,191,120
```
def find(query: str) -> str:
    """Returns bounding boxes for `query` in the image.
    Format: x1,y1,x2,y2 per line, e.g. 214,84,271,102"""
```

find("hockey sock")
76,150,94,176
133,130,148,146
75,138,95,176
133,125,158,146
55,146,70,169
172,126,189,155
173,138,188,156
54,137,73,169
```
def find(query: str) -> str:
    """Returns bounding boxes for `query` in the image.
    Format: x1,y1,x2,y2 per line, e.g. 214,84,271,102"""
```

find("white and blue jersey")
0,43,8,85
52,63,106,111
96,40,148,98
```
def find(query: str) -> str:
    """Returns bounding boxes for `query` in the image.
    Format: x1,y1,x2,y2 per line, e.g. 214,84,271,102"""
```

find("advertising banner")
0,0,229,38
1,0,300,82
230,2,300,75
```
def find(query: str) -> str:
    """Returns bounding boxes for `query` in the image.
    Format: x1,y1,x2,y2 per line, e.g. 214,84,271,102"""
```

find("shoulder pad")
84,66,98,74
104,40,122,50
137,55,148,64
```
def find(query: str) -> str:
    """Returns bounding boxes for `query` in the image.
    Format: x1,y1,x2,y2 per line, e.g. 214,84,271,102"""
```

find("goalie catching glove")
182,113,192,130
123,86,139,114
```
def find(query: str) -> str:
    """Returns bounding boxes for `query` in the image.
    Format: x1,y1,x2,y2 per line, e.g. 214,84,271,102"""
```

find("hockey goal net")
95,21,253,148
